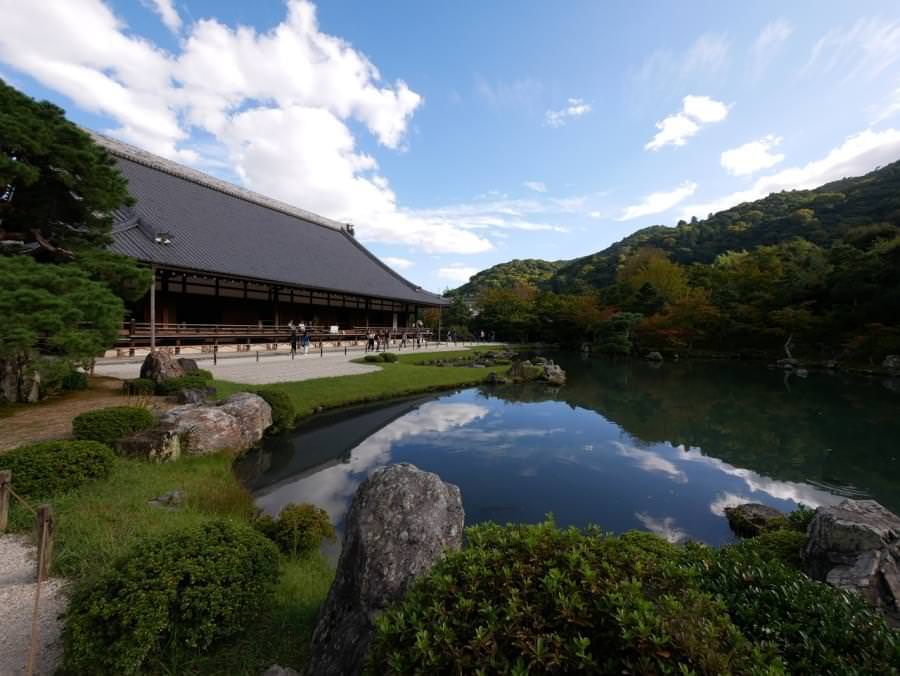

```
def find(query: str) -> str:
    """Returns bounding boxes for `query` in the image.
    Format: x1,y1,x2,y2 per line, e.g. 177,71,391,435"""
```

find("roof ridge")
88,131,349,234
341,230,444,300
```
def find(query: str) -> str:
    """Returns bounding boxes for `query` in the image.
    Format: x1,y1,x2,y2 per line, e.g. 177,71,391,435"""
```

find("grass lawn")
212,347,509,418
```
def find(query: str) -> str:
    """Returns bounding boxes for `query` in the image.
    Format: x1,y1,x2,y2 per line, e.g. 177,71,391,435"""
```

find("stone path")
95,343,491,386
0,535,66,676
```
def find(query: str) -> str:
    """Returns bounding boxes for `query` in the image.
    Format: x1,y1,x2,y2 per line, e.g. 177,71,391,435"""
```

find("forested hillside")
442,159,900,363
447,259,564,297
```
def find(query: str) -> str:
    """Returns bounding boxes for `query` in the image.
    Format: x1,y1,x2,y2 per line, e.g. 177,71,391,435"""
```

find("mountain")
446,258,565,297
451,159,900,296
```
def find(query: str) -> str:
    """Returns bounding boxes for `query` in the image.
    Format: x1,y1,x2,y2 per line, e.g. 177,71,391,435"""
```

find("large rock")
177,357,200,373
160,392,271,454
646,351,664,362
304,464,464,676
883,355,900,375
803,499,900,625
0,359,41,403
116,423,182,462
140,350,185,383
176,386,216,404
724,503,785,537
543,362,567,386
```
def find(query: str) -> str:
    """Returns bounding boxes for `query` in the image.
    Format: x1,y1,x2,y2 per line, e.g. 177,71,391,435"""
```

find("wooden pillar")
35,504,54,580
150,265,156,350
0,470,9,533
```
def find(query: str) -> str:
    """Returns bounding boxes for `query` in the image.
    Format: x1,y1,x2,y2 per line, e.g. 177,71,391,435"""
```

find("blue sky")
2,1,900,293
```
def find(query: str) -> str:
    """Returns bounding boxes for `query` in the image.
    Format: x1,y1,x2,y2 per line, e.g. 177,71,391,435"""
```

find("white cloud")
438,265,479,284
720,134,785,176
645,95,728,150
635,512,688,543
871,83,900,124
382,256,413,270
611,441,687,482
749,18,793,79
619,181,697,221
544,98,591,127
803,17,900,82
683,127,900,219
524,180,547,193
636,32,730,85
0,0,511,259
476,76,543,110
148,0,181,34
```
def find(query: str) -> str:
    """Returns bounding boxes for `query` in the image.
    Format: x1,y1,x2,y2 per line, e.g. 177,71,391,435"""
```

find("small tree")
0,257,123,401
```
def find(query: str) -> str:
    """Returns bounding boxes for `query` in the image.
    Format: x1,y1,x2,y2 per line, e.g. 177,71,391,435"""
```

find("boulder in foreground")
304,463,464,676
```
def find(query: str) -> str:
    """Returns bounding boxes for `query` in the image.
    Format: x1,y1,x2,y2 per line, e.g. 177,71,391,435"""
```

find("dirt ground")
0,378,171,452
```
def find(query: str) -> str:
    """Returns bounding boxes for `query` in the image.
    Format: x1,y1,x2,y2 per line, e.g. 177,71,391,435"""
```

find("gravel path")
0,535,66,676
94,343,490,385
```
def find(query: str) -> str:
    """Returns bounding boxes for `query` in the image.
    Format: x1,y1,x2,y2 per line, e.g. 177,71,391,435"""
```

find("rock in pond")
140,350,185,383
160,392,272,455
724,502,785,537
543,362,567,386
304,463,464,676
803,499,900,625
646,351,664,362
116,422,181,462
883,355,900,376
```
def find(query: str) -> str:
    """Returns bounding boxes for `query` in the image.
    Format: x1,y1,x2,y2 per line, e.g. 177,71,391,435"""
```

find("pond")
236,354,900,552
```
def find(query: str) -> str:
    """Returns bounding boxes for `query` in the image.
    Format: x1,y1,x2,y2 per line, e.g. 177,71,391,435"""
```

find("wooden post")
150,265,157,351
35,504,54,580
0,470,10,533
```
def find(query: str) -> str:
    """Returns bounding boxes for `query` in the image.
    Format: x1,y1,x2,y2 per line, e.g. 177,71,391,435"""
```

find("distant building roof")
92,133,447,307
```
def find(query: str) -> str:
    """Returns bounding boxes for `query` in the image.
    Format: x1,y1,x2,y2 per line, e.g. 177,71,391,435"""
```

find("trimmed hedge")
255,503,335,558
122,378,155,395
61,370,89,391
0,440,115,498
257,389,297,433
368,521,778,674
379,352,398,363
72,406,156,447
363,354,381,363
63,520,280,675
154,374,216,395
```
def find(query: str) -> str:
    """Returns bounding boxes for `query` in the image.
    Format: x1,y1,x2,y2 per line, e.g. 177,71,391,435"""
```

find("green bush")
379,352,399,363
685,542,900,675
61,370,89,391
368,520,779,675
122,378,155,395
786,504,815,532
154,374,215,395
363,354,381,363
193,368,214,380
256,389,296,433
256,503,336,558
63,520,279,675
733,528,806,569
72,406,156,446
0,440,114,498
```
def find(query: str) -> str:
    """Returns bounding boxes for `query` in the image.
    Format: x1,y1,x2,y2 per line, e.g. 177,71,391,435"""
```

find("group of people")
288,320,310,355
366,330,423,352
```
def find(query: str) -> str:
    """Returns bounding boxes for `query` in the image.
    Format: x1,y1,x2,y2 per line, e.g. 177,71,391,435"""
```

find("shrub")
72,406,156,446
379,352,398,363
61,370,89,391
256,389,297,434
368,520,779,675
685,542,900,675
256,503,336,558
786,504,815,532
193,368,214,380
0,440,114,498
363,354,381,363
122,378,155,395
733,528,806,569
63,520,279,675
154,374,215,395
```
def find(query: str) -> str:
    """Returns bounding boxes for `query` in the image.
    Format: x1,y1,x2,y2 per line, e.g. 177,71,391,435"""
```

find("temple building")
92,134,447,347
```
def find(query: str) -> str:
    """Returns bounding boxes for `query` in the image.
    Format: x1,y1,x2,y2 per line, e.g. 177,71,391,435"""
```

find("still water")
237,355,900,549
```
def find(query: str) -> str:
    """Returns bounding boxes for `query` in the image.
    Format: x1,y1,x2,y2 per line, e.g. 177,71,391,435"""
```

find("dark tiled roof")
94,134,447,306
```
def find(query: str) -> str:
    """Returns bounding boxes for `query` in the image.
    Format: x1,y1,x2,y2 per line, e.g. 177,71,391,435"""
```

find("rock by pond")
304,463,464,676
724,503,785,537
160,392,272,455
139,350,185,383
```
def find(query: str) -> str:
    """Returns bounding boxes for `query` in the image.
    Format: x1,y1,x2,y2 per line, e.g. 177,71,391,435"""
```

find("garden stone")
724,503,785,537
116,423,182,462
176,386,216,404
177,357,200,372
803,499,900,625
305,463,464,676
140,350,185,383
262,665,300,676
796,368,809,378
883,355,900,375
221,392,273,447
148,489,185,509
646,351,664,362
160,405,245,455
509,360,544,382
543,362,567,386
0,359,41,403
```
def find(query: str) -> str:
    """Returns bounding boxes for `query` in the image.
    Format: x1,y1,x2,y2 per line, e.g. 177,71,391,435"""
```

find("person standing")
367,330,375,352
301,330,310,355
289,320,298,356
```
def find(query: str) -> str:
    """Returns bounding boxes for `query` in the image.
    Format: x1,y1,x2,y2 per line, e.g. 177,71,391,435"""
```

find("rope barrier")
8,485,37,515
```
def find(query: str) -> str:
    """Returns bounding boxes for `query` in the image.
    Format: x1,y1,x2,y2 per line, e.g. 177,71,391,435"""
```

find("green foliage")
122,378,155,395
255,503,336,558
380,352,399,363
686,542,900,675
363,354,381,363
62,520,280,675
70,250,152,303
786,504,815,532
72,406,156,446
733,529,807,570
193,368,214,380
60,370,89,391
368,520,780,675
447,258,563,298
0,256,124,401
154,374,216,395
0,440,114,498
0,79,132,250
257,389,297,433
